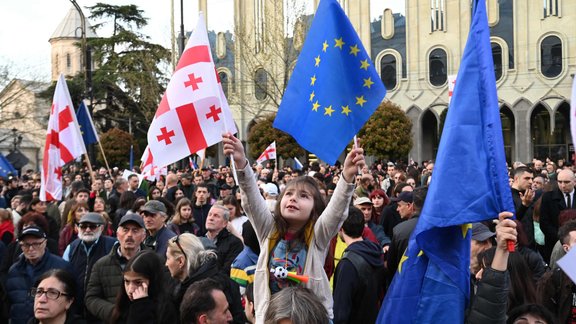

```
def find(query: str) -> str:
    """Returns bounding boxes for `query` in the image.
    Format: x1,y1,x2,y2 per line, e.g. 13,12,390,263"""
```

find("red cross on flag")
40,73,87,201
256,141,276,165
146,13,236,168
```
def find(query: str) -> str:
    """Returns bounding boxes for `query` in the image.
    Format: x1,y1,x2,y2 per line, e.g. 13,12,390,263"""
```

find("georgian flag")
140,146,167,181
40,73,87,201
146,13,236,168
256,141,277,165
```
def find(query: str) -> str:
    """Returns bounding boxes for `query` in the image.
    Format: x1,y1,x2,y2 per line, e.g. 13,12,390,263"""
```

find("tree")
359,101,412,161
229,0,310,119
97,128,138,169
86,3,170,136
247,113,305,160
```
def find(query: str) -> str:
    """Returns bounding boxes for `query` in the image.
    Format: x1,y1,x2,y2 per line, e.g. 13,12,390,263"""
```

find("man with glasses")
62,213,116,310
85,212,147,322
6,226,71,324
540,169,576,263
141,200,176,258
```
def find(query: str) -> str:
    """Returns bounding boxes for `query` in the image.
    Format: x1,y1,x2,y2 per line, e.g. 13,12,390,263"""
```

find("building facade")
205,0,575,165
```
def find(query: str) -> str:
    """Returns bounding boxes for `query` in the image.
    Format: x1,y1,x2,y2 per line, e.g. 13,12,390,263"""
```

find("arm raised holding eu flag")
222,132,364,322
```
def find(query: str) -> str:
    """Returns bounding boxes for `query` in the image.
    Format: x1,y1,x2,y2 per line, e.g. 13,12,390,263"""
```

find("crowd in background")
0,152,572,324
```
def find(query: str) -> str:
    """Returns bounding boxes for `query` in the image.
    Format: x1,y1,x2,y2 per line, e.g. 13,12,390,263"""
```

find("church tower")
48,6,97,81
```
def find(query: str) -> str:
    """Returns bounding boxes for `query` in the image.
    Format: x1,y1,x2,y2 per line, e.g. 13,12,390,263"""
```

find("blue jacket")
6,250,72,324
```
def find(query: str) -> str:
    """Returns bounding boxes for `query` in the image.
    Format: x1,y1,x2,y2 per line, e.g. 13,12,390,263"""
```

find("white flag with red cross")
140,146,167,181
40,73,87,201
146,13,236,168
256,141,277,165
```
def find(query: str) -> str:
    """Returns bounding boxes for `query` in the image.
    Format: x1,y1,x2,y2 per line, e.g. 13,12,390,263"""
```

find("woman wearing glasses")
109,250,177,324
30,269,85,324
165,233,245,323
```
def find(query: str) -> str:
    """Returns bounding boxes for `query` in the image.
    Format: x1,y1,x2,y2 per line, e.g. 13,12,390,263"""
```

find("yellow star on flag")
315,56,321,67
312,101,320,111
355,95,367,107
349,44,360,56
324,105,335,116
309,91,315,102
398,253,409,274
461,223,472,238
360,59,370,70
322,41,329,52
363,77,374,89
341,105,351,116
310,75,317,86
334,37,345,49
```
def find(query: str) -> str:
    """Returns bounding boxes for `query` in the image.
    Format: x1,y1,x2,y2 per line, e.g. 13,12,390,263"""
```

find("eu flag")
0,153,17,178
273,0,386,164
76,101,99,145
376,0,514,322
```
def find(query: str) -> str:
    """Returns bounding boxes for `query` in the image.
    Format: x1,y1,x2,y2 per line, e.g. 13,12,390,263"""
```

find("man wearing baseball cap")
6,226,72,324
141,200,176,258
85,212,147,322
62,212,117,312
388,187,428,279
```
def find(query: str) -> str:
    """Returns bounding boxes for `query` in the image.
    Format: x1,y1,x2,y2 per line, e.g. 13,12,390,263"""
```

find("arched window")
66,53,71,71
254,68,268,101
541,36,562,78
429,49,447,86
491,43,503,81
218,71,229,98
380,54,397,90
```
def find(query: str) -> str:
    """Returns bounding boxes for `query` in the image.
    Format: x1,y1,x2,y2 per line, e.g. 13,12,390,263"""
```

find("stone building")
201,0,575,164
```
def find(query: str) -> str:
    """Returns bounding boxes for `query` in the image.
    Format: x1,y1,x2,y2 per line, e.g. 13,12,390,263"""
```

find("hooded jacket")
332,240,384,324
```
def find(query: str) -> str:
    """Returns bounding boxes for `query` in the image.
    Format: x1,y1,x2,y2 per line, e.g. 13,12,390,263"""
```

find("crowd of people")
0,134,572,324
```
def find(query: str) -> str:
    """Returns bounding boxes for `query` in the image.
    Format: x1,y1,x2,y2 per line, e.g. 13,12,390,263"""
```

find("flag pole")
83,153,96,185
354,135,361,175
96,141,113,178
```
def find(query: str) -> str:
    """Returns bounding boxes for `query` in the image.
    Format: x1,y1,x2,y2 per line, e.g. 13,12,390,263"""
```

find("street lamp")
11,128,22,152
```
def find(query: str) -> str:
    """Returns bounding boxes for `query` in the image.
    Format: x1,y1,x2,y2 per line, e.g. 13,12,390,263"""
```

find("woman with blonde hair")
165,233,245,323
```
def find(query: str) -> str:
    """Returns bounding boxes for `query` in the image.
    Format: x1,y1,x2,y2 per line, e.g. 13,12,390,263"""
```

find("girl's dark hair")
273,176,326,247
222,195,242,218
393,182,411,197
242,221,260,255
18,212,49,234
506,304,556,324
119,191,137,210
478,247,538,312
147,186,161,201
110,251,168,324
131,197,147,214
34,269,77,300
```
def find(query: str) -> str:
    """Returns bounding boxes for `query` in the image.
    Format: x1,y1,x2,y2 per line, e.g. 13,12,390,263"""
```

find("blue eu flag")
76,101,99,146
273,0,386,164
0,153,17,178
376,0,514,322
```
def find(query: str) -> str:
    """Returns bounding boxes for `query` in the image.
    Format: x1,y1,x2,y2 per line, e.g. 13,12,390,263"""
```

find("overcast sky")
0,0,404,82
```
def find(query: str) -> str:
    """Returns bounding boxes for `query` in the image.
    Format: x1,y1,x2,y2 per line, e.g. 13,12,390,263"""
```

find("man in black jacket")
540,169,575,263
85,213,146,323
333,207,384,324
510,166,535,248
205,205,242,274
